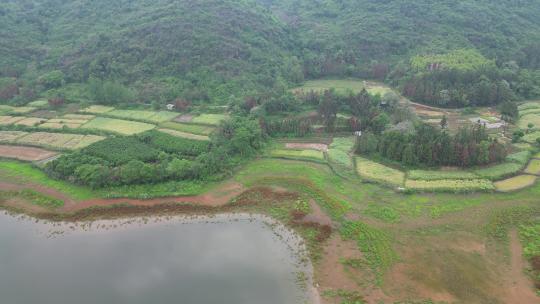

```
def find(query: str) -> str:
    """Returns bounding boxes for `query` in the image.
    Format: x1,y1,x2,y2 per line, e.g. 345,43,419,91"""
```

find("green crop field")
494,175,537,192
407,169,478,181
159,121,215,135
190,114,228,126
524,160,540,175
355,157,405,187
474,162,525,180
518,113,540,130
157,128,210,141
405,178,494,193
81,117,155,135
107,109,178,123
80,105,115,114
270,149,325,163
328,137,355,167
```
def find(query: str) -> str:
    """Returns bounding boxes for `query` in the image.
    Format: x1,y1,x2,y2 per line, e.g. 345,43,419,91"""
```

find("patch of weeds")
341,221,398,285
364,204,400,223
322,289,365,304
0,189,64,209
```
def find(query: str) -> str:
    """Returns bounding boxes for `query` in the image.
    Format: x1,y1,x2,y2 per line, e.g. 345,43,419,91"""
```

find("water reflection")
0,212,312,304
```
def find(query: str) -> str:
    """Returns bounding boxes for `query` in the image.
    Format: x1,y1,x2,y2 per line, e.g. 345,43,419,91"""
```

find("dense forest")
1,0,540,106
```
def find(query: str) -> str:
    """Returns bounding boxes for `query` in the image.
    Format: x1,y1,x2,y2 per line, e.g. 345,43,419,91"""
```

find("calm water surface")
0,212,312,304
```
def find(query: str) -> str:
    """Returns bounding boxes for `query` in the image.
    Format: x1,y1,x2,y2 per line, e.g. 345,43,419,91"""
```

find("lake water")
0,212,314,304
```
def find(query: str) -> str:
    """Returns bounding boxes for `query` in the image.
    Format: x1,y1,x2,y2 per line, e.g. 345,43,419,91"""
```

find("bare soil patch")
502,230,539,303
0,145,58,161
174,114,194,123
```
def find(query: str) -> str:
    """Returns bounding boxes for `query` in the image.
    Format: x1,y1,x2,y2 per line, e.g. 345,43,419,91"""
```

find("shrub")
138,130,210,156
82,137,160,165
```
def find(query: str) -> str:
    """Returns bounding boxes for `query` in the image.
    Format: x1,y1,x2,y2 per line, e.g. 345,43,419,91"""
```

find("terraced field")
0,131,105,150
81,117,155,135
355,157,405,187
106,109,178,123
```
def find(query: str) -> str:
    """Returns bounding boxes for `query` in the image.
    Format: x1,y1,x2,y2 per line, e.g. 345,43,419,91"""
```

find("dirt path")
503,230,538,303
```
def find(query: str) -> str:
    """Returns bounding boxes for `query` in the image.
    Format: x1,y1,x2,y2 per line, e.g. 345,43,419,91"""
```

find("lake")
0,212,314,304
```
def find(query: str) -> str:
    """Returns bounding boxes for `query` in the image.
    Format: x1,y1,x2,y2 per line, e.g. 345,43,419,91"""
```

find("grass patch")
270,149,326,163
364,204,400,223
328,137,354,167
405,179,494,193
159,121,214,135
190,114,228,126
102,180,210,199
0,161,95,200
355,157,405,187
341,221,398,284
474,162,525,180
407,169,478,181
494,175,537,192
506,151,531,165
81,117,155,135
0,189,64,209
518,113,540,130
522,131,540,144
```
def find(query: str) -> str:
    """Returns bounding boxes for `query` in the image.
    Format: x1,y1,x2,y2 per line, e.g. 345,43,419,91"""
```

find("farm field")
474,162,525,180
190,114,228,126
0,145,57,161
270,149,325,163
327,137,354,168
10,132,105,150
157,128,210,141
81,117,155,135
106,109,178,123
407,169,478,180
494,174,537,192
524,159,540,175
160,121,215,135
355,157,405,187
291,79,393,96
80,105,115,114
405,178,494,192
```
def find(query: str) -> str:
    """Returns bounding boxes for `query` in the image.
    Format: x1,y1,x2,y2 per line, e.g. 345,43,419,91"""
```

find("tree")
440,115,448,129
39,70,65,89
318,90,338,132
500,102,518,123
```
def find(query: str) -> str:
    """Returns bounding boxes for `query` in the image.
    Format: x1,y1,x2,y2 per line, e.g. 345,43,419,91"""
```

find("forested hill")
259,0,540,78
1,0,540,105
0,0,302,102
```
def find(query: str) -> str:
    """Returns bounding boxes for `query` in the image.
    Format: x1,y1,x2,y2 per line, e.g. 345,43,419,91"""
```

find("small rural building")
166,104,175,111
